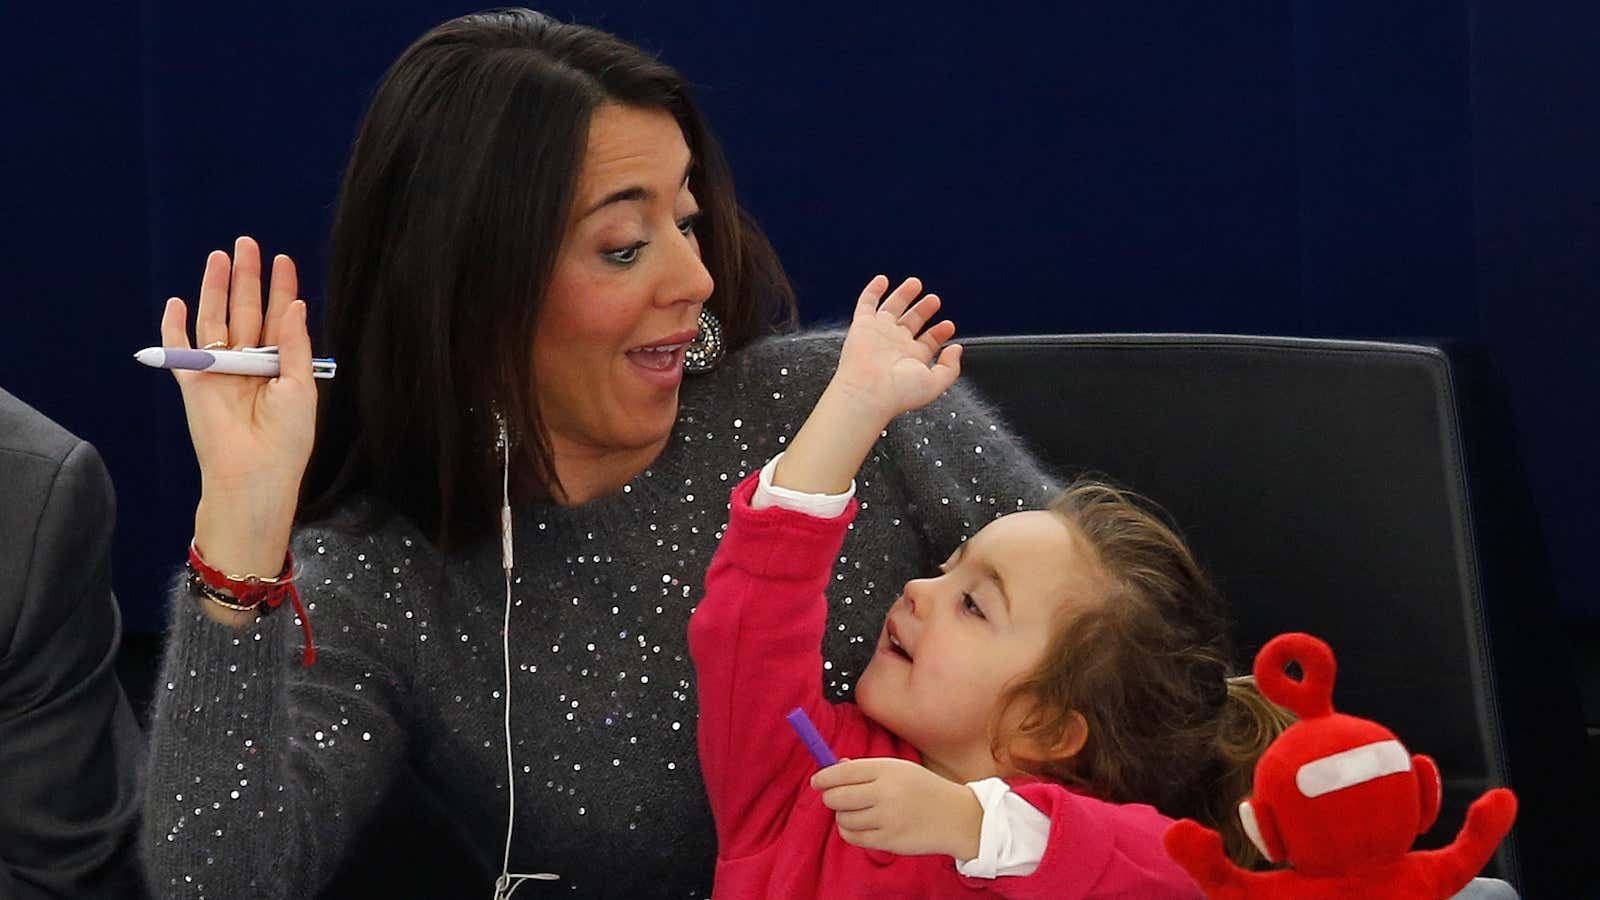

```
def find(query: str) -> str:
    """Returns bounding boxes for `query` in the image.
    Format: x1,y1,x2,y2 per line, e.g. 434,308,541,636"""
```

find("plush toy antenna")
1252,632,1336,719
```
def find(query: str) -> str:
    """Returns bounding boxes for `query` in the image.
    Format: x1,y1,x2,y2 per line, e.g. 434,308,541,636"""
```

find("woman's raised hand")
828,275,962,423
160,236,317,579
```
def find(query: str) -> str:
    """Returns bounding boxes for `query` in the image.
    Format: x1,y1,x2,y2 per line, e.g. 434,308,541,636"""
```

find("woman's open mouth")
625,333,694,388
627,342,687,370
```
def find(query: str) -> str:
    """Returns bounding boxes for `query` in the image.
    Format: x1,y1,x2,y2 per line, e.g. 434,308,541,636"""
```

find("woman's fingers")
194,249,232,349
159,297,204,394
274,300,315,388
160,297,192,350
260,254,299,348
228,236,265,348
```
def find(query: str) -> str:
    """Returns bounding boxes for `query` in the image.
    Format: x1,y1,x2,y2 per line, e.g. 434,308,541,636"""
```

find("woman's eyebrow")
580,159,696,219
583,185,651,217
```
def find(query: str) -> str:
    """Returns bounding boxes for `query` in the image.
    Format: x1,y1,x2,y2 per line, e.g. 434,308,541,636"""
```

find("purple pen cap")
785,707,838,768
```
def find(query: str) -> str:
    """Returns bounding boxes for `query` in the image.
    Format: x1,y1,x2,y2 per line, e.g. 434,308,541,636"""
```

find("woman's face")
533,103,715,469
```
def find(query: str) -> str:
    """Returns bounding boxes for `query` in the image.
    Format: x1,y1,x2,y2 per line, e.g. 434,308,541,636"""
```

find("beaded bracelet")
187,542,317,666
189,574,259,611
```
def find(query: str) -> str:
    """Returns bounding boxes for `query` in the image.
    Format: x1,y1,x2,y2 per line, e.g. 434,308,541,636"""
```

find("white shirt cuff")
953,777,1051,878
750,453,855,518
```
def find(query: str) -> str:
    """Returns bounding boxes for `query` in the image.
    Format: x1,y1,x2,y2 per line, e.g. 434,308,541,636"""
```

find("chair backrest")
961,334,1589,895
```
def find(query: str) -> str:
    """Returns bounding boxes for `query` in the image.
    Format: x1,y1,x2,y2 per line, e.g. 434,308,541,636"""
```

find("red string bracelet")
187,542,317,666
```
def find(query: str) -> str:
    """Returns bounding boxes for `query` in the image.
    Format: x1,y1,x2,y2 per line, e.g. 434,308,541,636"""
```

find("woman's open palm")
159,237,317,559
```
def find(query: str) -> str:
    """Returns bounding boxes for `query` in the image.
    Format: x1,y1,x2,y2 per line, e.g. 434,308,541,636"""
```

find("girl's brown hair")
992,479,1294,868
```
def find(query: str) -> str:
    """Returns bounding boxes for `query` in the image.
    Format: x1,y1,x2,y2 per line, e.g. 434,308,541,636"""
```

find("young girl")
689,276,1289,897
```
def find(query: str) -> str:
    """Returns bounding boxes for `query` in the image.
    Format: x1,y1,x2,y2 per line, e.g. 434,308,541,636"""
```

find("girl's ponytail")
1200,675,1295,867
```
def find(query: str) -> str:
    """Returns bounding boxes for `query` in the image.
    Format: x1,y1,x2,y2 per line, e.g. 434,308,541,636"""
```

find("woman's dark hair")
992,479,1295,869
299,8,797,545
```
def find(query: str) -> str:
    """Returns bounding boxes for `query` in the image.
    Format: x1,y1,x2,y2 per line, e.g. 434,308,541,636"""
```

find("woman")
143,9,1055,898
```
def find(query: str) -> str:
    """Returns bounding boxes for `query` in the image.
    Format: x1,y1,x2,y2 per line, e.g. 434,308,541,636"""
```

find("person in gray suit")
0,387,145,898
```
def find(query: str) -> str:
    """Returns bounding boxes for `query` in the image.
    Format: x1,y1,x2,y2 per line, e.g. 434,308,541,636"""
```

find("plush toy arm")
1416,788,1518,894
1163,819,1254,898
1413,754,1443,833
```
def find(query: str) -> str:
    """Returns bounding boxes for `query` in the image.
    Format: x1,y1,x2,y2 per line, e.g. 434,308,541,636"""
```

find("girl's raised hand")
159,236,318,579
828,275,962,424
770,276,962,496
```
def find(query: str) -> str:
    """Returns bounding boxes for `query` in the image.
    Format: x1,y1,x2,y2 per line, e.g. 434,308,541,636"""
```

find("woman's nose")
661,227,714,307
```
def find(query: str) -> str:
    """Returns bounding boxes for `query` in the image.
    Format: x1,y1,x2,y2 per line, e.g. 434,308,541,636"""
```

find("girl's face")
855,511,1102,781
533,103,715,472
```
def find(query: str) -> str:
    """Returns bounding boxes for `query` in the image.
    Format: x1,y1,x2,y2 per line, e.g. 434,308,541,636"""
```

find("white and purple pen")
134,346,337,380
785,707,839,768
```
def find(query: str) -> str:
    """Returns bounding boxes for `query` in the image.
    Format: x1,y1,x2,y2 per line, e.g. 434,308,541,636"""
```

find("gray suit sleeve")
0,439,146,899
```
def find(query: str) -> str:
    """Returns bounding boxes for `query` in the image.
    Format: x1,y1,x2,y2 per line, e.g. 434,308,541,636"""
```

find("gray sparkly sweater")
141,331,1057,899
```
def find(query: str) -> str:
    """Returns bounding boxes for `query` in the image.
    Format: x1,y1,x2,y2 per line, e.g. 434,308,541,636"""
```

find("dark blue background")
2,3,1595,639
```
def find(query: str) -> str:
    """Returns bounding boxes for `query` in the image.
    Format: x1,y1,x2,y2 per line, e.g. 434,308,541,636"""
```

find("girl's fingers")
194,250,232,349
818,783,876,813
834,810,879,833
228,236,264,348
809,758,870,790
261,254,299,348
877,277,923,319
854,275,890,319
898,293,941,337
933,343,963,386
835,826,876,848
274,300,315,388
918,320,956,359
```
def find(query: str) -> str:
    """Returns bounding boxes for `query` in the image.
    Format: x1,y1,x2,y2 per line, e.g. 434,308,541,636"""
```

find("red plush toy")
1164,632,1518,899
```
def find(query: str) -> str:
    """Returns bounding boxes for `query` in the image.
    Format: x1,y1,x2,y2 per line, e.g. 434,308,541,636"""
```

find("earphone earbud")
497,414,513,573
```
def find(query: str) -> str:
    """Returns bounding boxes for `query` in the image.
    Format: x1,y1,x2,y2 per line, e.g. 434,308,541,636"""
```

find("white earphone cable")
494,417,558,898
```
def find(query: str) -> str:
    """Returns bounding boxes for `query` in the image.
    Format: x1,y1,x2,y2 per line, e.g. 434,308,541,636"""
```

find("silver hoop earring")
683,309,724,374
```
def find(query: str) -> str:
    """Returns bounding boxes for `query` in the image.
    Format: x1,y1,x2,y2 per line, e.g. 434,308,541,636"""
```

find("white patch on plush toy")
1295,739,1411,798
1238,800,1276,863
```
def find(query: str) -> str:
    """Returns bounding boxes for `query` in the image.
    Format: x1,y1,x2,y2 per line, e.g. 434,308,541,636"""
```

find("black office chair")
961,334,1592,897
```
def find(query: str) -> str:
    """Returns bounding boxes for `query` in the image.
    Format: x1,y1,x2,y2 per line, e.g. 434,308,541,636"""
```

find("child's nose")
902,579,934,616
